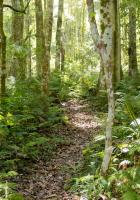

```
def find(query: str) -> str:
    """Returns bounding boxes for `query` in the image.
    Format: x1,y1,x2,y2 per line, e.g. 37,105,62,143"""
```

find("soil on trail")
17,100,100,200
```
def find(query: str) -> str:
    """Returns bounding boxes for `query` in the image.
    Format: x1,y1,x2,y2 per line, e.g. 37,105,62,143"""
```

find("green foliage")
0,171,23,200
115,76,140,125
0,78,67,194
8,193,24,200
0,127,66,170
49,61,99,101
70,138,140,199
69,76,140,199
0,77,69,199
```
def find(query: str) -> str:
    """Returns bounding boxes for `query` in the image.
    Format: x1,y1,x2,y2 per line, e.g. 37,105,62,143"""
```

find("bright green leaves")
123,191,139,200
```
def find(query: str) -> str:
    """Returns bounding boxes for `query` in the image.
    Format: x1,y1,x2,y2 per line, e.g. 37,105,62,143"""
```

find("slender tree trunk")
44,0,54,73
97,0,121,91
81,0,86,47
55,0,64,70
25,5,32,78
87,0,115,175
61,36,65,71
35,0,45,78
0,0,6,97
114,0,121,84
11,0,25,80
35,0,48,94
97,62,106,91
128,6,138,77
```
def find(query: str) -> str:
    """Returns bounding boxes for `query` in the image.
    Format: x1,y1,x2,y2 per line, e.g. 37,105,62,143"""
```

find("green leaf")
122,190,140,200
8,193,24,200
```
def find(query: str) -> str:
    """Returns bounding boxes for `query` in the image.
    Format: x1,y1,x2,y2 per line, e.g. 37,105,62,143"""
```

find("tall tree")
96,0,121,92
0,0,6,97
25,4,32,78
128,5,138,77
55,0,64,70
35,0,48,93
114,0,122,84
87,0,115,175
35,0,45,77
11,0,25,80
44,0,54,73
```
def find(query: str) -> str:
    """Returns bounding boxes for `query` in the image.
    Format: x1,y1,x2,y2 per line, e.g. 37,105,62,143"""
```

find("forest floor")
17,100,101,200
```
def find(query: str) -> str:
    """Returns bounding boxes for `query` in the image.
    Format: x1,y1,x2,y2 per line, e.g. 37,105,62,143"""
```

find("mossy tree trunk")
35,0,48,94
87,0,115,175
60,34,65,71
128,5,138,77
114,0,122,84
11,0,25,80
35,0,45,78
44,0,54,74
0,0,6,97
25,4,32,78
55,0,64,70
97,0,121,91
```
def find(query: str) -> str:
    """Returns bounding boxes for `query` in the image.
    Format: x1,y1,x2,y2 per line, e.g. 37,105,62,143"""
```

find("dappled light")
0,0,140,199
16,100,100,199
64,101,100,130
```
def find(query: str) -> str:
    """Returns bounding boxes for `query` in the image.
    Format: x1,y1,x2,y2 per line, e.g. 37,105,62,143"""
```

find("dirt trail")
18,100,100,200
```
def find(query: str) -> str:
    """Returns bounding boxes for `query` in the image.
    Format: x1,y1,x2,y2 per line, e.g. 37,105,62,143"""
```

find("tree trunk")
128,5,138,77
11,0,25,80
25,5,32,78
81,0,86,47
114,0,121,84
87,0,115,175
60,36,65,71
55,0,64,70
97,0,121,91
0,0,6,97
97,61,106,91
35,0,48,94
35,0,45,78
44,0,54,73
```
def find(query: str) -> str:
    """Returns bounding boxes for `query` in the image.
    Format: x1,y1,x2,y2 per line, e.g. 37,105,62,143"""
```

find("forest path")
18,100,100,200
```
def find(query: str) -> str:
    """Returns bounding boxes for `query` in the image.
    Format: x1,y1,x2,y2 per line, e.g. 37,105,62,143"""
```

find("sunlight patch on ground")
64,100,100,130
71,112,99,129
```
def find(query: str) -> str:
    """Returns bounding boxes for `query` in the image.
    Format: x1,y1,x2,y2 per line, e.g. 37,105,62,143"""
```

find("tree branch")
3,0,31,14
86,0,101,50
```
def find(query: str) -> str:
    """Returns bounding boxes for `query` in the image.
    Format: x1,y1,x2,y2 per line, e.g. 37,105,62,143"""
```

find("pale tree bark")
96,1,106,92
0,0,6,97
11,0,25,80
97,0,121,91
44,0,54,73
55,0,64,70
128,5,138,77
97,62,106,91
87,0,115,175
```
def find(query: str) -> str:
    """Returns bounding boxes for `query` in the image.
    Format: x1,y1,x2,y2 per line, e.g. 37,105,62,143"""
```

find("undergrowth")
0,78,68,199
2,68,140,199
68,76,140,200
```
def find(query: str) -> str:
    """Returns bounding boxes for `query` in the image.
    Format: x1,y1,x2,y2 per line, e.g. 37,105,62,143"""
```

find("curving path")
17,100,100,200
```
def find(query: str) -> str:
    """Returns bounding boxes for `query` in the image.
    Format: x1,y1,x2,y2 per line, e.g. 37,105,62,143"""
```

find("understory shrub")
0,78,68,199
69,76,140,199
49,62,99,101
